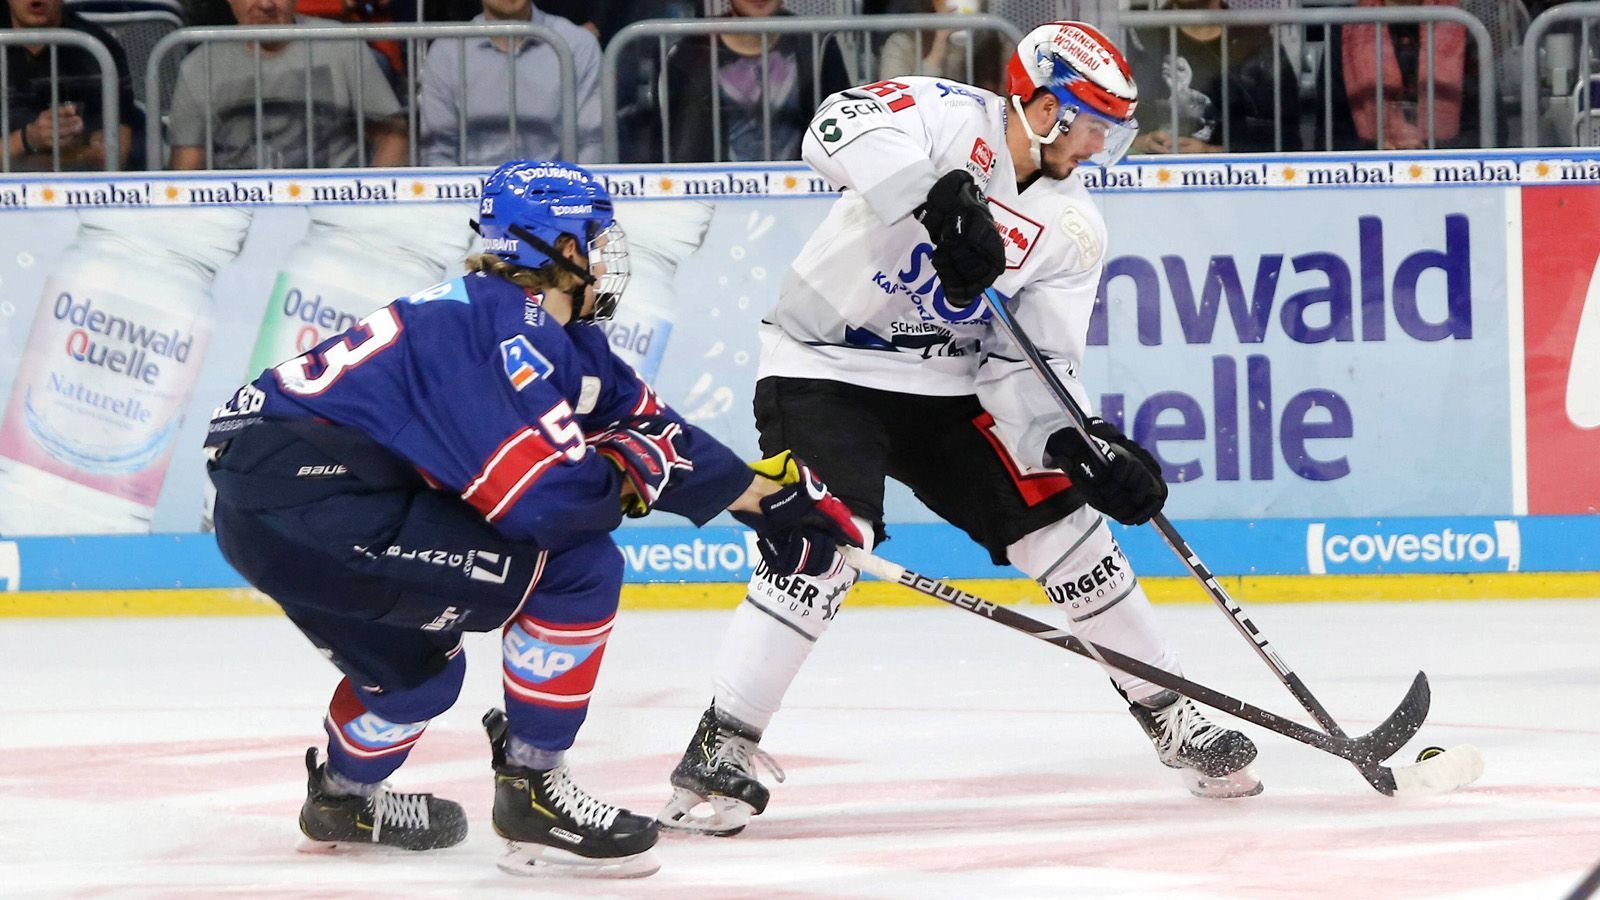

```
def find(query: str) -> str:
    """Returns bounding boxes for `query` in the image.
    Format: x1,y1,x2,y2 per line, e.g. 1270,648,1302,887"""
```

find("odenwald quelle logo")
1306,521,1521,574
1566,251,1600,429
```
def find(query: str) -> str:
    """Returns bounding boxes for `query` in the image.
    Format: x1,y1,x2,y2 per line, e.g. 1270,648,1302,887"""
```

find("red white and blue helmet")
474,159,630,320
1006,22,1139,166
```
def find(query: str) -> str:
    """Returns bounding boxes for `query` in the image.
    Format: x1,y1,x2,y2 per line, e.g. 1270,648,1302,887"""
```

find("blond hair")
463,253,586,294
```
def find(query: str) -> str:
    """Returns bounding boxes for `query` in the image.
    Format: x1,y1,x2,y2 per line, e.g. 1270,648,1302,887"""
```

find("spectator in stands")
294,0,405,82
1125,0,1302,153
875,0,1006,92
417,0,602,165
1319,0,1482,149
166,0,408,169
660,0,852,162
3,0,139,170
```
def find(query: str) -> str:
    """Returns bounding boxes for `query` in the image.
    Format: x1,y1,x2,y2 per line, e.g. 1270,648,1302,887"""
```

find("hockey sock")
501,611,615,752
711,517,871,732
1008,508,1179,706
507,736,566,771
322,650,465,786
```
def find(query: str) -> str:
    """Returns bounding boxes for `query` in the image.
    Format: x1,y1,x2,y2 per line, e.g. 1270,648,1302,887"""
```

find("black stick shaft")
978,288,1351,739
846,549,1363,762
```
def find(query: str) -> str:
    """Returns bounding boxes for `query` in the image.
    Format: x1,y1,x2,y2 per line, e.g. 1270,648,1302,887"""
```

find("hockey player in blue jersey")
205,160,861,878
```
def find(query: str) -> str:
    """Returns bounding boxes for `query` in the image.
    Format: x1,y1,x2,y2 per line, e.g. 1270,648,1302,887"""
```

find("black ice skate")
658,704,785,836
483,709,660,878
1131,692,1264,799
297,748,467,852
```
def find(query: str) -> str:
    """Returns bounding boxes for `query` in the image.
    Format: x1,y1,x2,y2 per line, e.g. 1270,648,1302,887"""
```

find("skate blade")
656,787,754,837
497,841,660,878
1180,764,1264,799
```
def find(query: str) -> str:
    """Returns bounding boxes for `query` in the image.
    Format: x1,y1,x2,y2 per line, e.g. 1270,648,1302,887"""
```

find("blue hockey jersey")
207,272,751,549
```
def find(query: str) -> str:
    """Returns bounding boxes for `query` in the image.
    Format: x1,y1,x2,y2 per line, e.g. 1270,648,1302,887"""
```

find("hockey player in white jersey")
659,21,1263,836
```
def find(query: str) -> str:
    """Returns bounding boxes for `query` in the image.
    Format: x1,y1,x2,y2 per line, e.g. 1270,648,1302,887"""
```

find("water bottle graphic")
0,207,252,535
601,200,713,380
247,205,474,375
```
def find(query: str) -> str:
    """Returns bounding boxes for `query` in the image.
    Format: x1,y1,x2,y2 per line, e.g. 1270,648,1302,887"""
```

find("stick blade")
1390,744,1486,796
1349,671,1431,794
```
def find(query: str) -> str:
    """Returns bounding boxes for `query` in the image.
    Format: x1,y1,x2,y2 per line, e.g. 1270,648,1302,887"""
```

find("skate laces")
714,730,786,785
542,766,622,830
1153,698,1229,761
366,788,431,842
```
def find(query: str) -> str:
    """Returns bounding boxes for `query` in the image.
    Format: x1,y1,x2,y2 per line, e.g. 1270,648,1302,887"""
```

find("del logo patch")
500,335,552,391
985,198,1044,270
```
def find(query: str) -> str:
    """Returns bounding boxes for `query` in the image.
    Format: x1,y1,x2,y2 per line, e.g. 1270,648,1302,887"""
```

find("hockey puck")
1416,745,1446,763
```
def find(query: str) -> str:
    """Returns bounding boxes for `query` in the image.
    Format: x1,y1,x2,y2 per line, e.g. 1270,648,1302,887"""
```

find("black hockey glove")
592,416,692,518
1046,418,1168,526
913,170,1006,309
732,451,864,577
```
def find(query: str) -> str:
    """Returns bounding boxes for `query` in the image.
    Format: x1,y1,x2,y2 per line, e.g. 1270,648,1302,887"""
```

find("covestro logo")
1306,521,1520,573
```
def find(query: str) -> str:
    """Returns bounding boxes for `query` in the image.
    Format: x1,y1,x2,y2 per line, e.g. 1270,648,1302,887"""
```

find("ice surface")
2,598,1597,898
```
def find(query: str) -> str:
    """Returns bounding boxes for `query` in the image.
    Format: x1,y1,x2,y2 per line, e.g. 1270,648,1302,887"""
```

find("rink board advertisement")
5,514,1600,591
0,151,1597,592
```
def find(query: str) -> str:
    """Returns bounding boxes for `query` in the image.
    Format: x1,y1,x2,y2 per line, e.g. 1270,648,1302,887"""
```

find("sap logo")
0,542,18,591
506,643,579,679
405,278,469,305
1306,521,1520,573
500,335,553,391
344,713,426,748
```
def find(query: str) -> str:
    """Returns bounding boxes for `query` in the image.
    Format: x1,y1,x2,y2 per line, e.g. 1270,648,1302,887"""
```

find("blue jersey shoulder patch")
500,334,553,391
403,277,472,305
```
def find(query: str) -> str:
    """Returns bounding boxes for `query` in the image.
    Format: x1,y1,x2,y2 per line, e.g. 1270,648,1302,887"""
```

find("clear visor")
586,222,630,321
1058,105,1139,167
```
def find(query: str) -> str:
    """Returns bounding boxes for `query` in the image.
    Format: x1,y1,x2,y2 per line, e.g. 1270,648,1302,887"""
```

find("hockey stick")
843,547,1484,796
977,289,1418,746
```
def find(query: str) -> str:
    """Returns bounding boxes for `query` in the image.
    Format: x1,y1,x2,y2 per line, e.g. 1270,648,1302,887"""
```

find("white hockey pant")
711,516,873,733
1006,505,1180,705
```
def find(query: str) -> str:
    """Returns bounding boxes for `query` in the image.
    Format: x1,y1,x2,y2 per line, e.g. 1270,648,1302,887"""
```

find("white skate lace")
1153,698,1229,763
543,765,622,830
714,732,786,785
367,788,430,843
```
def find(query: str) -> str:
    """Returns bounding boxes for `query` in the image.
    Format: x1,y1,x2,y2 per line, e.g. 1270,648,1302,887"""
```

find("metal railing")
0,29,122,173
1521,3,1600,147
1110,7,1497,151
143,22,578,170
600,14,1026,164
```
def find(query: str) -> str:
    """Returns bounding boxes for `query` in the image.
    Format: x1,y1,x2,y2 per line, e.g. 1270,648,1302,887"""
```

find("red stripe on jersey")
971,411,1072,506
462,428,566,521
631,381,663,417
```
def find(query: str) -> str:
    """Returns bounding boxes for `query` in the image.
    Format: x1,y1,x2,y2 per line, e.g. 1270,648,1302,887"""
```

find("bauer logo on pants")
1305,520,1520,574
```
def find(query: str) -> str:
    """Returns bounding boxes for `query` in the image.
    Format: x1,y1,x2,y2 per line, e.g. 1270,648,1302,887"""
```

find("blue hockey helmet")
473,160,630,320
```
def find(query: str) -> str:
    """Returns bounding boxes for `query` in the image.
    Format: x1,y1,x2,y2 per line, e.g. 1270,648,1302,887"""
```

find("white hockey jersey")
760,76,1109,470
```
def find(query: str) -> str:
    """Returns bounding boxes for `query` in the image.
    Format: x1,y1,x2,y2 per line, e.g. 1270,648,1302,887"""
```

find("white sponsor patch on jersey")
809,98,891,156
986,198,1044,270
1060,207,1103,269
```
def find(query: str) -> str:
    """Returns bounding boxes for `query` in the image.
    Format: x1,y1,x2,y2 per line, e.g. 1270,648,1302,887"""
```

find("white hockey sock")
711,520,870,734
1008,507,1180,705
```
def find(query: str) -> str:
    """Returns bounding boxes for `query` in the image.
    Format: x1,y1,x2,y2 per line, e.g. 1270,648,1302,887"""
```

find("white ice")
3,597,1598,898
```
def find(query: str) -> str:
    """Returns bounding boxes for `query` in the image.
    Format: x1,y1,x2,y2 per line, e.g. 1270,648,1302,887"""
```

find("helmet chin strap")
1012,94,1068,169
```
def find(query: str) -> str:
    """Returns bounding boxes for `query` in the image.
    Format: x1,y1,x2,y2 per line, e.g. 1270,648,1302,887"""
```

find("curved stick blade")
1347,671,1430,794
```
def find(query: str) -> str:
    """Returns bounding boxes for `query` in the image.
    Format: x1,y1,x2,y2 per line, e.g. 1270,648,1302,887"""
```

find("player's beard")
1040,142,1081,180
